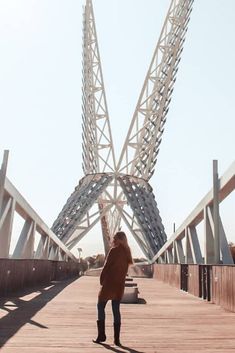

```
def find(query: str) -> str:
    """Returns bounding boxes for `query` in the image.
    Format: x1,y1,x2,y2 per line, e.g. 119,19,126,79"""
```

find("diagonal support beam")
117,0,194,179
13,219,36,259
51,173,113,243
82,0,116,174
118,175,167,255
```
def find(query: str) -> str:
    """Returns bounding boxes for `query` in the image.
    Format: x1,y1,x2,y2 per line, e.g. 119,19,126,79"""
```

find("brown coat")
98,245,129,302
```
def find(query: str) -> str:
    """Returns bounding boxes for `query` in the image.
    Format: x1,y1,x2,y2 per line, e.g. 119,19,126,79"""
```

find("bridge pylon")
51,0,194,261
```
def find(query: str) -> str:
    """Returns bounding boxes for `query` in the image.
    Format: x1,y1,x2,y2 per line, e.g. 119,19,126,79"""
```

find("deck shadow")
137,298,146,304
100,342,145,353
123,298,146,305
0,277,77,348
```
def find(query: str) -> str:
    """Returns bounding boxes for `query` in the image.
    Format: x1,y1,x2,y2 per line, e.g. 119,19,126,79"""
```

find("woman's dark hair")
114,231,133,265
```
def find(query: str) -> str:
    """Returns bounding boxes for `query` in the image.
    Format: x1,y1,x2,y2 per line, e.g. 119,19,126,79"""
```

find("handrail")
6,178,76,260
152,161,235,264
0,151,77,261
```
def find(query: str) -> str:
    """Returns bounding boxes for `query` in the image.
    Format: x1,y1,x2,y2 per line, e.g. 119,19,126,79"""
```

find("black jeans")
97,300,121,324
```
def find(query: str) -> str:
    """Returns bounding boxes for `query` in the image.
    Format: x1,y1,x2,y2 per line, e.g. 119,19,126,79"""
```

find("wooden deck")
0,276,235,353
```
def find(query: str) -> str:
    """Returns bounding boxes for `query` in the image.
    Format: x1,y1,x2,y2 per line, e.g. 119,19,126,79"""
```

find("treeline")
78,254,147,271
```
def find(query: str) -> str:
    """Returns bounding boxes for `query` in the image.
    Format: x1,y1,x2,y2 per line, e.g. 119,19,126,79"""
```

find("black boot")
114,322,121,346
93,320,106,343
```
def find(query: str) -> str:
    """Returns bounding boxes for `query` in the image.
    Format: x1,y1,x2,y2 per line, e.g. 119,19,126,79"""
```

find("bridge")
0,267,235,352
1,0,235,351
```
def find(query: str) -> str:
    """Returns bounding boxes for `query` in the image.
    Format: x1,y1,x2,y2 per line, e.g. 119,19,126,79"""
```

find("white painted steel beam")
175,239,185,263
185,227,193,264
166,248,173,263
0,150,9,211
1,0,196,261
188,226,203,264
213,160,220,264
152,161,235,264
0,197,15,257
205,205,216,264
1,176,76,260
219,216,234,264
13,219,36,259
82,0,118,250
117,0,194,179
51,0,194,260
35,235,50,260
82,0,116,174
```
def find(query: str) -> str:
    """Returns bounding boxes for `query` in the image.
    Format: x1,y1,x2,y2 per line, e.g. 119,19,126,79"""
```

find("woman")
93,231,133,346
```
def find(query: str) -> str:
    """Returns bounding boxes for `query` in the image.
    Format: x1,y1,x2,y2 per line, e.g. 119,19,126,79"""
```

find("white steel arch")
52,0,194,261
82,0,116,174
117,0,194,179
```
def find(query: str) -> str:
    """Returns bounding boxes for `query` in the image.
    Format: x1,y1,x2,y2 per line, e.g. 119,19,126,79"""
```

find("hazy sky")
0,0,234,258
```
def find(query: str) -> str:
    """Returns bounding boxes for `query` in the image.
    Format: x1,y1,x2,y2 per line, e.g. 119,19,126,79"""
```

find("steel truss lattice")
50,0,194,261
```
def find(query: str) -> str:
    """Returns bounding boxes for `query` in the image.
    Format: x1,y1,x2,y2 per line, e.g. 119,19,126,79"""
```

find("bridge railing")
0,150,76,262
0,259,83,297
152,160,235,265
153,263,235,313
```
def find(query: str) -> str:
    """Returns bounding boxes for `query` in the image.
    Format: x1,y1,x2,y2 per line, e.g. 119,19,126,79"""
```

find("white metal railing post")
0,150,9,213
151,160,235,265
213,160,220,264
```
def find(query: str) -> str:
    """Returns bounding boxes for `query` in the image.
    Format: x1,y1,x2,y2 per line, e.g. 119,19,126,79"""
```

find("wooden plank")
0,276,235,352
